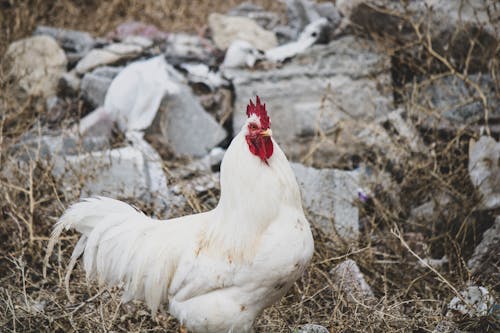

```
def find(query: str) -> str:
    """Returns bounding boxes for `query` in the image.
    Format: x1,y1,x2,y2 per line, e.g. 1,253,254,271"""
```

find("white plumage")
46,101,314,333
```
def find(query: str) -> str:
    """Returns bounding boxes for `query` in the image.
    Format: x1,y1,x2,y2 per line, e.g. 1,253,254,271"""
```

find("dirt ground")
0,1,498,332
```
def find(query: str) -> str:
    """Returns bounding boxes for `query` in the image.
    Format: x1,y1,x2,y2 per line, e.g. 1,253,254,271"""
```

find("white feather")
46,116,314,333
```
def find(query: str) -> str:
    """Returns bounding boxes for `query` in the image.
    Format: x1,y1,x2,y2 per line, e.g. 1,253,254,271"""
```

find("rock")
291,163,359,241
179,63,227,91
81,66,123,107
148,83,227,157
468,136,500,210
165,33,217,66
227,2,280,30
75,43,142,74
294,324,329,333
53,146,150,200
59,70,81,96
208,13,278,51
467,216,500,276
277,0,341,41
122,35,153,48
4,35,67,97
447,286,495,317
77,107,115,138
229,36,392,163
406,74,500,135
266,18,333,62
34,25,94,63
108,21,169,41
337,0,498,72
171,148,226,179
330,259,375,303
409,192,452,224
222,40,265,68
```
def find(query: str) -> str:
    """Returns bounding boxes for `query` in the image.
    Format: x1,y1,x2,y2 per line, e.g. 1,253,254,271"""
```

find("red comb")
246,96,270,129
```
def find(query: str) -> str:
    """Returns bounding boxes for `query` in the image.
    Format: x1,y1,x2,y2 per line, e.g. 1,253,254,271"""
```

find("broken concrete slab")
75,43,142,74
291,163,360,241
468,136,500,210
330,259,375,303
229,36,392,161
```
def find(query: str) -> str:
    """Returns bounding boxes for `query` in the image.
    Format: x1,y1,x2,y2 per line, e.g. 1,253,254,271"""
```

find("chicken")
45,96,314,333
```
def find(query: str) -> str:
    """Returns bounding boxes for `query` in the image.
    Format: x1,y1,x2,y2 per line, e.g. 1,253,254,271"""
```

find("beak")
260,128,272,137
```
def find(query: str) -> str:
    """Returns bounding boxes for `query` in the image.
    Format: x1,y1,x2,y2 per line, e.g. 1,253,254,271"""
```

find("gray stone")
330,259,375,303
81,66,123,107
294,324,329,333
4,35,67,97
34,25,94,63
468,136,500,210
171,148,225,179
291,163,359,241
406,74,500,135
467,216,500,274
208,13,278,51
147,84,227,157
229,36,392,162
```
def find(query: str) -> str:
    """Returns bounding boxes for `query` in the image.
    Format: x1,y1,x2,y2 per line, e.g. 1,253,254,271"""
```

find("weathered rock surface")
208,13,278,51
148,84,227,157
165,33,216,66
291,163,360,241
75,43,142,74
330,259,375,303
4,35,67,97
34,25,94,63
467,216,500,276
468,136,500,210
229,36,392,163
81,66,122,107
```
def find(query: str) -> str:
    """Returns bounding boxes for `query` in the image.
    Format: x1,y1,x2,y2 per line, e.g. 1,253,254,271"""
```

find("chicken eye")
249,123,258,130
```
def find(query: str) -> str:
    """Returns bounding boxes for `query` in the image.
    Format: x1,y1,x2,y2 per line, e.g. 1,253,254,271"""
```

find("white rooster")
45,96,314,333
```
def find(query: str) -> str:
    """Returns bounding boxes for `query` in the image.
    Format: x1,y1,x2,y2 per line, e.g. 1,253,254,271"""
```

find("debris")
34,25,94,63
81,66,122,107
330,259,375,303
468,136,500,210
227,2,280,30
229,36,392,161
222,40,264,69
447,286,495,317
291,163,360,241
165,33,216,66
179,63,227,91
208,13,278,51
4,35,67,97
75,43,142,74
266,18,332,62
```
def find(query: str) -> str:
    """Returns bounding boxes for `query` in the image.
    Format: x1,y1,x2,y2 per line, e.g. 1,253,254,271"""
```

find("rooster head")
245,96,273,164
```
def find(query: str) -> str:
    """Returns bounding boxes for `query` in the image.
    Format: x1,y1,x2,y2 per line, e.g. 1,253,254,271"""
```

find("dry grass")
1,1,499,332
